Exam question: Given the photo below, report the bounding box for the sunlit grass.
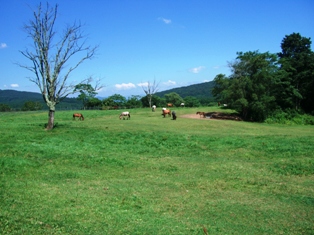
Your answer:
[0,108,313,234]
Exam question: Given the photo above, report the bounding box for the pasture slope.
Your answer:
[0,107,313,234]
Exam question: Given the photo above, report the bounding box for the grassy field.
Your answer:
[1,107,313,234]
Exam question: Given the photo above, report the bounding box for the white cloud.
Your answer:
[189,66,205,74]
[213,66,220,69]
[0,43,7,49]
[115,83,136,90]
[11,84,19,88]
[137,82,149,87]
[163,80,176,86]
[158,17,171,24]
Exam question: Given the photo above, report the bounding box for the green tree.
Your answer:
[212,74,231,104]
[214,51,278,121]
[126,95,142,108]
[17,3,97,129]
[140,95,164,107]
[0,103,11,112]
[22,101,43,111]
[278,33,314,112]
[74,83,97,109]
[86,97,102,109]
[164,92,184,107]
[103,94,126,107]
[184,96,201,107]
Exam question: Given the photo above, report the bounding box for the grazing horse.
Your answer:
[152,105,156,112]
[73,113,84,120]
[119,111,130,120]
[172,111,177,120]
[180,103,185,107]
[162,109,171,117]
[196,111,206,118]
[167,103,173,107]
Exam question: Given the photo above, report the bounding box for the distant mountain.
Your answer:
[0,81,215,110]
[155,81,215,99]
[0,89,82,110]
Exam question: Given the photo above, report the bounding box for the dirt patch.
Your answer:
[181,112,242,121]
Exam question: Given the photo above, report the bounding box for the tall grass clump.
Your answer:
[0,108,314,234]
[265,109,314,125]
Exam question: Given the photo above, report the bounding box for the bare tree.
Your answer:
[140,79,160,108]
[17,3,98,130]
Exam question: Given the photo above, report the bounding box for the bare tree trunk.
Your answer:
[148,95,152,108]
[47,110,55,130]
[17,3,98,130]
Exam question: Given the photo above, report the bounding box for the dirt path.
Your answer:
[180,112,242,121]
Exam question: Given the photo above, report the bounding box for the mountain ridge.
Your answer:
[0,81,215,109]
[155,81,214,98]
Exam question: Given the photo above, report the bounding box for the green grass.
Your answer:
[1,107,314,234]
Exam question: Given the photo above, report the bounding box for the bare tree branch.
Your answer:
[140,79,160,107]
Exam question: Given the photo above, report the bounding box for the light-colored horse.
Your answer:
[119,111,130,120]
[152,105,156,112]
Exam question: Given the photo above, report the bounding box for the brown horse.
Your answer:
[196,112,206,118]
[73,113,84,120]
[167,103,173,107]
[162,109,171,117]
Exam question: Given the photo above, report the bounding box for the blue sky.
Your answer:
[1,0,314,98]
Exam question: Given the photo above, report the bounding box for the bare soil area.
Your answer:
[181,112,242,121]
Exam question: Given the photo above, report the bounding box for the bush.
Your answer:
[265,109,314,125]
[0,103,11,112]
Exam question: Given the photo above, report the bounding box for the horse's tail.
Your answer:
[81,114,84,120]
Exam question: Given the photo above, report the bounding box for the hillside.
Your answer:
[155,81,215,98]
[0,81,215,110]
[0,89,82,110]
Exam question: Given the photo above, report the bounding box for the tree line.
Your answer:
[74,91,207,110]
[0,90,209,111]
[212,33,314,122]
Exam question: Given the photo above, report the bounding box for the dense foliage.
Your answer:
[74,84,98,109]
[277,33,314,112]
[22,101,43,111]
[212,33,314,122]
[0,103,11,111]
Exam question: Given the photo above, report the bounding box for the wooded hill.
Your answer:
[155,81,214,99]
[0,89,82,110]
[0,81,214,110]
